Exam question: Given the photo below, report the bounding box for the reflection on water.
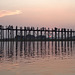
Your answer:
[0,41,75,75]
[0,41,75,61]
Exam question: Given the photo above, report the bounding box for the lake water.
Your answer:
[0,41,75,75]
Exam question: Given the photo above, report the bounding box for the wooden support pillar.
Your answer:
[20,27,22,41]
[28,28,30,35]
[41,29,42,40]
[52,28,53,40]
[12,26,14,41]
[48,28,49,40]
[6,26,7,40]
[0,27,2,40]
[58,29,60,40]
[67,29,69,40]
[11,26,13,40]
[55,27,57,40]
[0,26,1,40]
[1,26,2,40]
[61,28,63,40]
[70,29,72,40]
[24,27,26,41]
[1,27,3,40]
[73,31,74,37]
[64,28,66,40]
[26,28,27,41]
[37,27,39,40]
[9,27,11,40]
[8,26,9,41]
[74,31,75,36]
[44,28,46,40]
[2,26,4,40]
[13,29,15,41]
[16,26,18,41]
[10,26,12,40]
[29,29,31,40]
[33,27,35,40]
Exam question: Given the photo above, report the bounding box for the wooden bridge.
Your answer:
[0,25,75,41]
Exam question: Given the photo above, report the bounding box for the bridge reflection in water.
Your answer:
[0,41,75,61]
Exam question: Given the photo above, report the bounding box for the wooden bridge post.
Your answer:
[70,29,72,40]
[61,28,63,40]
[44,28,46,41]
[26,27,27,41]
[10,26,13,40]
[64,28,66,40]
[9,25,12,40]
[2,26,3,40]
[73,30,74,38]
[52,28,53,40]
[74,31,75,37]
[37,27,39,40]
[55,27,57,40]
[0,25,2,40]
[58,29,60,40]
[40,28,42,40]
[20,27,22,41]
[11,26,13,40]
[13,26,14,41]
[2,26,4,40]
[24,27,26,41]
[29,27,31,40]
[16,26,18,41]
[67,29,69,40]
[48,28,50,40]
[12,26,14,41]
[6,26,7,41]
[33,27,35,40]
[8,26,10,41]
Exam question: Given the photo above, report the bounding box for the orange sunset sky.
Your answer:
[0,0,75,28]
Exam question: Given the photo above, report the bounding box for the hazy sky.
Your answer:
[0,0,75,28]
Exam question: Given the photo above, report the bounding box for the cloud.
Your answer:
[0,10,22,17]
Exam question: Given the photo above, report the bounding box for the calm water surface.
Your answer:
[0,41,75,75]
